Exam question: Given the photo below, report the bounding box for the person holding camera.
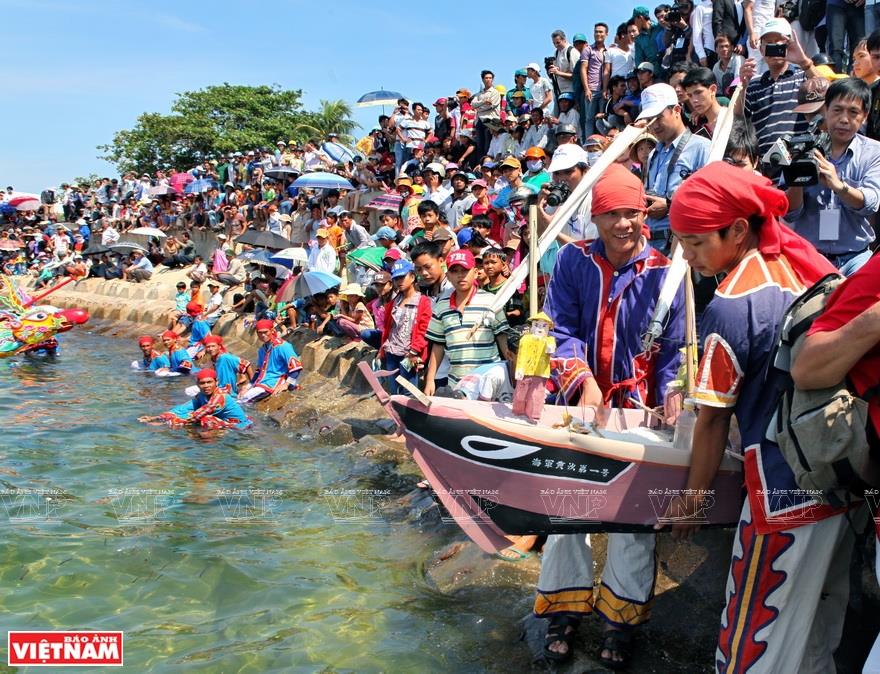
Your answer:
[785,78,880,276]
[661,2,694,69]
[548,30,580,102]
[734,18,820,168]
[534,144,595,244]
[637,83,711,254]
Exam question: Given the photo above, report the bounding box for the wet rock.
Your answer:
[313,417,354,447]
[424,540,540,595]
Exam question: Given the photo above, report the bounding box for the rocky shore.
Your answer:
[41,271,878,672]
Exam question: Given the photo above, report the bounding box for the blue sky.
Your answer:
[0,0,645,192]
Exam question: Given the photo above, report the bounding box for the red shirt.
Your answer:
[808,254,880,436]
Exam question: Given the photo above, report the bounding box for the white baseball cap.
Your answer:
[760,17,792,40]
[526,62,542,73]
[547,144,589,173]
[636,83,679,121]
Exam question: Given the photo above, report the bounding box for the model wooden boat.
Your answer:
[360,364,743,553]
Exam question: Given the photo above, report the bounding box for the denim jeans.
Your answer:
[867,2,880,36]
[383,352,420,396]
[826,2,865,72]
[393,142,406,173]
[830,247,873,277]
[583,90,602,138]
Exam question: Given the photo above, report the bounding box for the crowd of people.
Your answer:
[3,0,880,670]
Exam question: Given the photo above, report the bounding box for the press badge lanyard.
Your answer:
[820,153,847,241]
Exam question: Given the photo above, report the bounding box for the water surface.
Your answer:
[0,329,527,672]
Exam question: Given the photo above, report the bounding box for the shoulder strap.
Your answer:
[665,130,693,185]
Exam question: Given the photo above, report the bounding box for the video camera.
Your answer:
[667,3,689,24]
[760,116,831,186]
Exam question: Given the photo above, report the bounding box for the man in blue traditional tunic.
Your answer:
[154,330,193,376]
[132,335,169,371]
[535,163,685,668]
[139,368,252,430]
[200,335,253,396]
[185,301,212,358]
[239,318,302,403]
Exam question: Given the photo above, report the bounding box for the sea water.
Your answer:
[0,329,524,672]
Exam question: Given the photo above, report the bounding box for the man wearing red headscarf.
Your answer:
[153,329,193,376]
[140,368,252,430]
[663,161,846,674]
[239,319,302,403]
[536,162,686,667]
[200,335,253,396]
[132,335,169,371]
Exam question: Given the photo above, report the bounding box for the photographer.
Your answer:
[534,144,596,244]
[548,30,580,104]
[785,78,880,276]
[734,18,819,168]
[637,83,711,254]
[661,2,694,69]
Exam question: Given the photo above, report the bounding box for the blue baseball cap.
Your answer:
[372,226,398,241]
[457,227,474,247]
[391,259,414,278]
[558,92,575,101]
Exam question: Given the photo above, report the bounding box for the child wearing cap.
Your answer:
[330,283,375,339]
[424,249,511,395]
[379,260,433,395]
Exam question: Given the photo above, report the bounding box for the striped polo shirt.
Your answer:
[744,67,808,157]
[426,288,509,384]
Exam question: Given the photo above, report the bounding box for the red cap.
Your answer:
[195,368,217,381]
[161,330,178,340]
[434,97,447,106]
[138,336,154,346]
[186,301,203,316]
[446,249,475,271]
[255,319,275,331]
[383,248,403,262]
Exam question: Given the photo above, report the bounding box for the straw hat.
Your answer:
[629,132,658,164]
[340,282,364,298]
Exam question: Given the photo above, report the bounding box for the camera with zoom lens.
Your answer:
[760,116,831,186]
[545,182,572,207]
[544,56,556,74]
[667,3,688,24]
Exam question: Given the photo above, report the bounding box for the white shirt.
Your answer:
[605,44,634,79]
[308,241,338,274]
[557,109,581,131]
[529,77,553,110]
[521,123,550,152]
[691,0,715,60]
[101,227,119,246]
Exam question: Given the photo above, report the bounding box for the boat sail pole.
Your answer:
[528,204,539,317]
[641,85,744,354]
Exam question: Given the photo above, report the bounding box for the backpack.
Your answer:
[798,0,827,31]
[767,273,876,505]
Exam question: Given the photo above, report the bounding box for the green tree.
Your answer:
[293,99,360,145]
[98,84,310,175]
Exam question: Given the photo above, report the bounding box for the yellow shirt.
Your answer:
[515,334,556,379]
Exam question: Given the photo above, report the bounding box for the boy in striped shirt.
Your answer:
[424,250,511,396]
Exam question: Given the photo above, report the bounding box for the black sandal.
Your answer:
[598,628,634,671]
[543,614,580,663]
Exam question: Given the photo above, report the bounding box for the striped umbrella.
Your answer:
[322,141,357,164]
[8,195,41,211]
[365,193,403,211]
[291,172,354,191]
[357,89,404,108]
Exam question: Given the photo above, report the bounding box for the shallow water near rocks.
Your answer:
[0,329,528,672]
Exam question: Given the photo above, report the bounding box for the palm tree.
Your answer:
[294,99,360,145]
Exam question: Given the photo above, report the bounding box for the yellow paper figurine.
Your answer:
[512,312,556,421]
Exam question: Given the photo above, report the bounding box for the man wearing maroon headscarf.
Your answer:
[535,163,685,668]
[662,160,848,674]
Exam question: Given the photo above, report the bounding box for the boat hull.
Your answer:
[392,396,743,551]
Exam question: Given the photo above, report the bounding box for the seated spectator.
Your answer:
[329,283,375,339]
[123,250,153,283]
[682,67,723,138]
[712,32,743,93]
[215,248,246,288]
[186,254,208,283]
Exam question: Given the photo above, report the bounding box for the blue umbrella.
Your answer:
[292,172,354,191]
[184,178,216,194]
[292,270,342,298]
[357,89,404,108]
[322,141,357,164]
